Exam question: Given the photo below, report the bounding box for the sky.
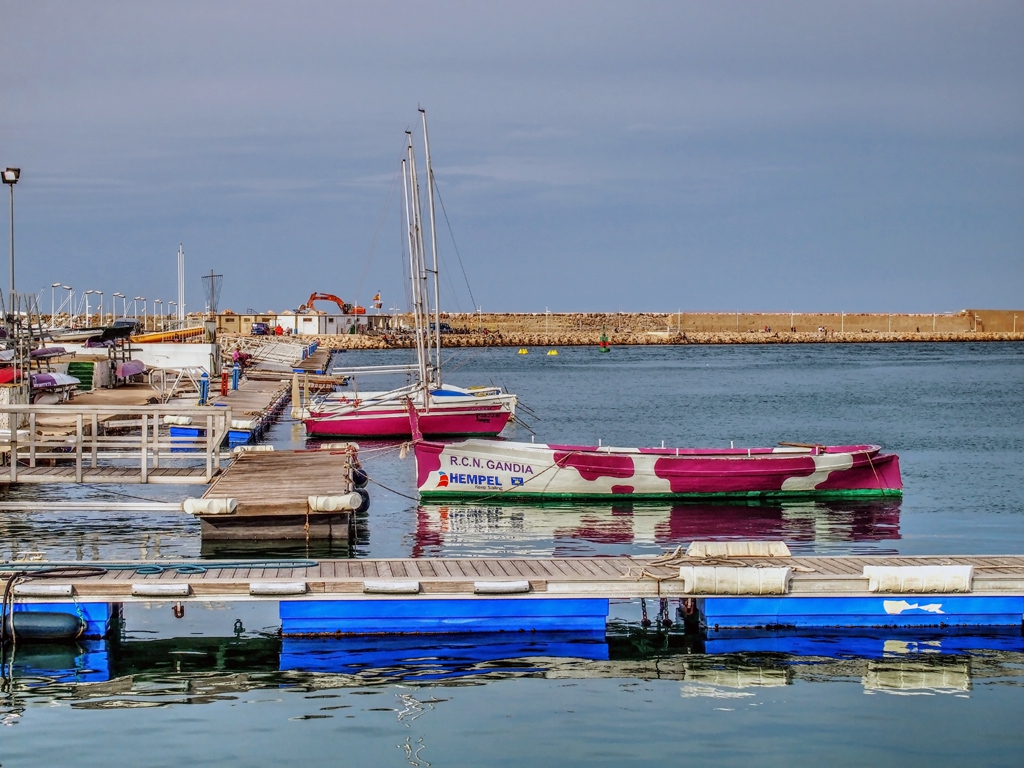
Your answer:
[2,1,1022,316]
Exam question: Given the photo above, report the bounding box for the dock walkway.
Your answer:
[13,553,1024,600]
[195,448,361,540]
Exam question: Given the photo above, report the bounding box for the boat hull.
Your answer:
[306,405,512,438]
[416,440,903,501]
[305,389,516,439]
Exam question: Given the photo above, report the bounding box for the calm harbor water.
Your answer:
[2,342,1023,766]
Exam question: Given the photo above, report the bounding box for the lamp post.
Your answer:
[113,292,125,318]
[168,301,177,329]
[154,299,162,331]
[51,282,61,327]
[2,167,20,304]
[94,290,103,324]
[135,297,146,331]
[84,290,96,325]
[63,285,73,326]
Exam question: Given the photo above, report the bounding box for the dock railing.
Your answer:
[0,404,232,484]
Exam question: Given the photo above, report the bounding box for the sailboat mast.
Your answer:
[408,132,435,389]
[403,146,428,392]
[419,108,443,382]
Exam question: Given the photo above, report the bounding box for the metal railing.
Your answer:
[0,404,232,484]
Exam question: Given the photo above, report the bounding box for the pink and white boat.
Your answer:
[415,439,902,501]
[305,384,516,438]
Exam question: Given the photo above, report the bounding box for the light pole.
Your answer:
[168,301,177,328]
[63,285,73,326]
[94,290,103,323]
[135,297,146,330]
[84,290,96,325]
[51,282,61,326]
[154,299,162,330]
[113,292,125,318]
[2,167,20,304]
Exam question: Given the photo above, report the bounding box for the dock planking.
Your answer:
[196,448,360,540]
[292,347,332,375]
[9,554,1024,602]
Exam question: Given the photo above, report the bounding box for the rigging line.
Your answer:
[78,484,176,504]
[355,160,403,306]
[365,474,420,502]
[431,176,477,312]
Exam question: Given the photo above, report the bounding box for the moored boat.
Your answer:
[302,110,518,440]
[415,439,902,501]
[306,384,516,438]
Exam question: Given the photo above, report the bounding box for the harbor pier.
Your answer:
[4,547,1024,638]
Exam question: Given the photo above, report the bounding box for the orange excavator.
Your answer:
[299,292,366,315]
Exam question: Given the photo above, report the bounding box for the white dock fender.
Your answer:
[249,582,308,596]
[232,445,275,454]
[307,494,362,512]
[679,566,792,595]
[231,419,255,431]
[13,583,74,598]
[182,497,238,516]
[474,580,531,594]
[132,583,192,597]
[863,565,973,593]
[163,415,194,426]
[318,442,360,451]
[363,580,421,594]
[686,541,791,558]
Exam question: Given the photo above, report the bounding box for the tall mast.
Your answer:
[419,108,443,383]
[403,145,428,391]
[407,130,434,388]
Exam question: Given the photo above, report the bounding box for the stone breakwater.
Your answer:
[223,329,1024,351]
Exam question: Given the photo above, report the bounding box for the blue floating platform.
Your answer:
[281,598,610,635]
[701,595,1024,630]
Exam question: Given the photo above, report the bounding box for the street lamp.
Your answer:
[135,297,146,330]
[94,290,103,323]
[154,299,162,331]
[84,290,96,325]
[62,285,73,326]
[2,167,20,303]
[51,282,62,327]
[113,292,126,318]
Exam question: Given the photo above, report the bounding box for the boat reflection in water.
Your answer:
[412,499,902,558]
[2,626,1021,721]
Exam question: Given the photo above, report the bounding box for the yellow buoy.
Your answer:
[547,349,558,356]
[517,348,529,355]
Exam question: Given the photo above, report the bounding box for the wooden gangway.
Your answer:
[0,403,232,484]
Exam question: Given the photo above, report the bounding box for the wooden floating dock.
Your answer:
[195,448,362,540]
[291,345,332,376]
[7,551,1024,635]
[207,377,290,445]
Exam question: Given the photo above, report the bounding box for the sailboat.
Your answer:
[303,111,517,439]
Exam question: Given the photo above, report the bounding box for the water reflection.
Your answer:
[412,499,902,557]
[2,626,1020,723]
